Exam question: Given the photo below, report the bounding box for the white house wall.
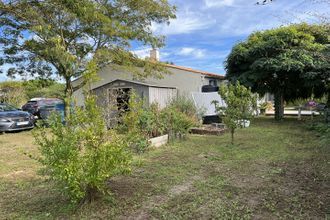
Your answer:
[192,92,226,116]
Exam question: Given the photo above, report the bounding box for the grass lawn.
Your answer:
[0,117,329,219]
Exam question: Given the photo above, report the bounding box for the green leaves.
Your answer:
[118,93,198,153]
[33,95,132,204]
[226,23,330,119]
[215,82,257,144]
[0,0,176,103]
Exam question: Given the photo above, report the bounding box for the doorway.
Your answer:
[109,88,132,114]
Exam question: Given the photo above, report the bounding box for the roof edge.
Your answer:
[93,79,177,90]
[164,64,225,79]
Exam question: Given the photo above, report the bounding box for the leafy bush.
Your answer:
[34,95,131,204]
[23,79,65,99]
[0,81,27,107]
[168,95,205,121]
[126,132,150,154]
[162,106,198,140]
[117,93,151,153]
[0,79,65,107]
[118,93,198,152]
[167,95,196,117]
[139,103,167,138]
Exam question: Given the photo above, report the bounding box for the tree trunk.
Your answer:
[231,128,234,145]
[326,89,330,123]
[64,78,73,119]
[85,185,98,203]
[274,90,284,121]
[327,88,330,108]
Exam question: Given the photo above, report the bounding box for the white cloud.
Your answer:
[131,47,151,59]
[160,51,171,59]
[204,0,235,8]
[177,47,206,59]
[131,47,171,61]
[202,2,284,37]
[151,9,216,35]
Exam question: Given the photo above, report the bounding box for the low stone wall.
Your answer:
[149,134,169,148]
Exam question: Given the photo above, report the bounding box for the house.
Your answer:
[72,49,225,111]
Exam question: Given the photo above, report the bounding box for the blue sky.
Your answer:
[0,0,328,81]
[132,0,329,76]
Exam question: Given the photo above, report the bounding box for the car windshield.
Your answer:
[26,101,37,105]
[0,103,18,112]
[39,99,63,106]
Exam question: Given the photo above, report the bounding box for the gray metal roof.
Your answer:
[103,79,177,89]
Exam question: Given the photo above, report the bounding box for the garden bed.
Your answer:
[190,124,226,136]
[148,134,169,148]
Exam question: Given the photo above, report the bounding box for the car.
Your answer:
[316,103,327,111]
[22,98,63,118]
[39,101,65,121]
[0,103,35,132]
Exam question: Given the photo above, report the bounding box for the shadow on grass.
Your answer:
[0,178,71,219]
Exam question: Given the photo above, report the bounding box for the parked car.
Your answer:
[22,98,63,119]
[0,103,35,132]
[39,101,65,121]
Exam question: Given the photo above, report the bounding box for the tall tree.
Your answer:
[0,0,176,115]
[225,23,329,120]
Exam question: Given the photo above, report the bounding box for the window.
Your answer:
[209,79,217,87]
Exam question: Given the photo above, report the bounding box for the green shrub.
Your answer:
[117,92,151,153]
[165,95,200,139]
[0,79,65,107]
[0,81,28,107]
[139,103,166,138]
[168,95,206,121]
[23,79,65,99]
[167,95,197,117]
[34,95,131,204]
[118,93,198,152]
[126,132,150,154]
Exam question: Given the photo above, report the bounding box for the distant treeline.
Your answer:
[0,79,65,107]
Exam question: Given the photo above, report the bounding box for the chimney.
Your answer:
[150,48,160,62]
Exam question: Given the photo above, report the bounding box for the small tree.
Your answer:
[214,82,256,145]
[34,94,131,204]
